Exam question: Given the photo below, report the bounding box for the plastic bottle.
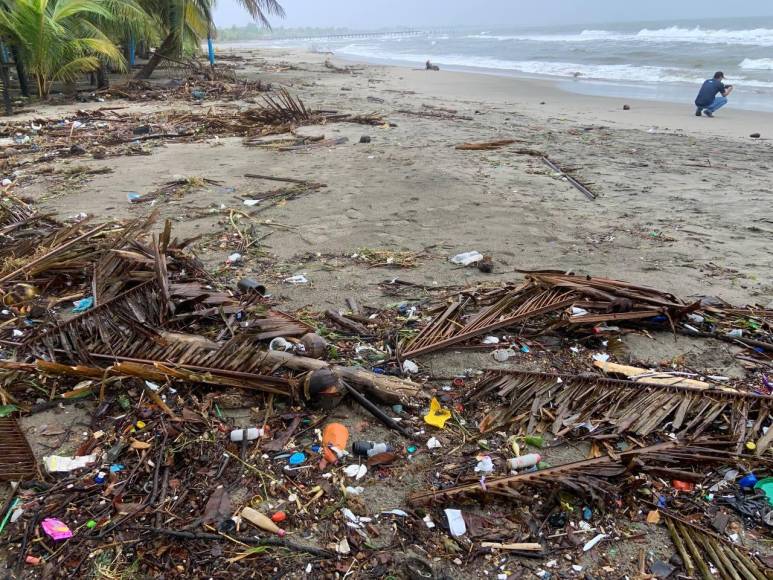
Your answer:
[230,428,264,442]
[507,453,542,470]
[321,423,349,464]
[241,507,285,537]
[450,251,483,266]
[352,441,393,458]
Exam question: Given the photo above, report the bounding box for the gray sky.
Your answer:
[214,0,773,29]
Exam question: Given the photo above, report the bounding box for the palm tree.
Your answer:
[0,0,127,98]
[135,0,284,80]
[85,0,155,88]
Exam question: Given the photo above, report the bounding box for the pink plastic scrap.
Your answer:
[41,518,73,541]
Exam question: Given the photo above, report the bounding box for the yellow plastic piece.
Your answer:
[424,398,452,429]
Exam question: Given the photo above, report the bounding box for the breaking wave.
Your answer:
[466,26,773,46]
[335,44,773,88]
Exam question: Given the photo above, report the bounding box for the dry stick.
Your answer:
[679,327,773,353]
[341,380,412,438]
[144,528,332,557]
[542,156,598,200]
[325,309,371,335]
[244,173,313,185]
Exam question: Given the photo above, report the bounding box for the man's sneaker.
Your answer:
[695,107,703,116]
[703,110,714,118]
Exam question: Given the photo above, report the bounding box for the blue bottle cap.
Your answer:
[289,452,306,466]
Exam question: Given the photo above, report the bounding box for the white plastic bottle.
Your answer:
[507,453,542,470]
[230,428,264,442]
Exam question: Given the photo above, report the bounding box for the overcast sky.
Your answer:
[214,0,773,29]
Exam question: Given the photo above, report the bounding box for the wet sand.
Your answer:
[19,46,773,313]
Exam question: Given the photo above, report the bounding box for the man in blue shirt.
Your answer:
[695,72,734,118]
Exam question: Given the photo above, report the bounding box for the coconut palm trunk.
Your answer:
[10,45,28,97]
[96,59,109,88]
[134,30,174,79]
[0,56,12,115]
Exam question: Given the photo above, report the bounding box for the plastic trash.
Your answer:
[444,509,467,537]
[424,398,452,429]
[523,435,544,448]
[322,423,349,464]
[507,453,542,471]
[739,473,758,489]
[754,477,773,506]
[284,274,309,285]
[343,464,367,480]
[341,507,371,529]
[288,452,306,466]
[72,296,94,313]
[236,278,266,296]
[241,506,285,537]
[226,253,243,265]
[450,251,483,266]
[492,348,516,362]
[243,199,260,206]
[229,428,264,442]
[427,437,442,449]
[44,454,98,473]
[126,192,143,202]
[726,329,743,338]
[41,518,73,541]
[352,441,393,457]
[271,511,287,523]
[583,533,608,552]
[475,456,494,473]
[402,359,419,374]
[269,337,295,352]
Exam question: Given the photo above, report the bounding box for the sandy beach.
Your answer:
[3,45,772,577]
[20,46,773,313]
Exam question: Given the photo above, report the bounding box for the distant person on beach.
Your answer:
[426,60,439,71]
[695,72,733,117]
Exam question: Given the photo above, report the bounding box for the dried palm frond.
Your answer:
[402,271,697,358]
[407,440,755,507]
[470,370,772,452]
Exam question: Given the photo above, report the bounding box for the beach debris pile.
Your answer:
[0,190,771,578]
[0,85,389,194]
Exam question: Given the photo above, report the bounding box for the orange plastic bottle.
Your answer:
[321,423,349,464]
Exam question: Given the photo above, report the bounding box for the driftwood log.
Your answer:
[258,350,425,403]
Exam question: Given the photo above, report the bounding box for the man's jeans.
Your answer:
[702,96,728,113]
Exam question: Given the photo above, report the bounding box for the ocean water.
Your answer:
[239,17,773,112]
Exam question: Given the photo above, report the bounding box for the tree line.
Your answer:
[0,0,284,98]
